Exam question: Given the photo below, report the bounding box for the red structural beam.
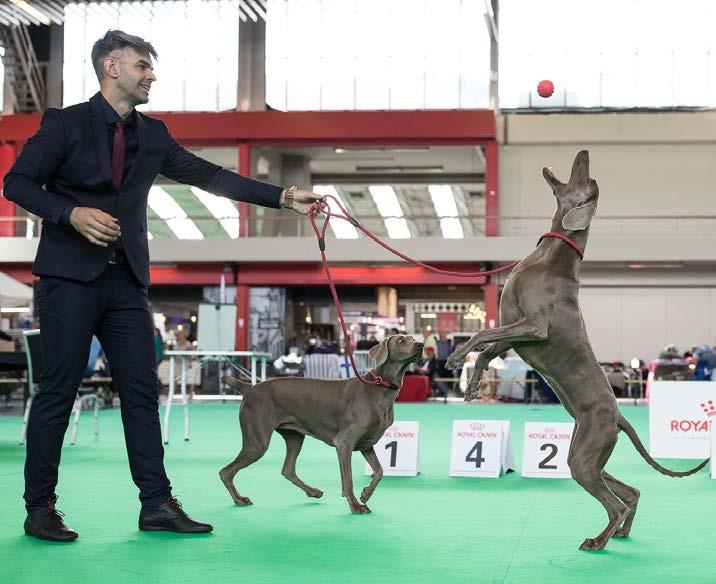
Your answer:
[235,264,487,286]
[0,262,490,286]
[0,110,496,146]
[0,144,17,237]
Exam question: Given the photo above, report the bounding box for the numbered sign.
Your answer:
[449,420,514,478]
[711,422,716,480]
[365,421,420,477]
[521,422,574,478]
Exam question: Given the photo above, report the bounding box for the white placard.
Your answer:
[649,381,716,459]
[521,422,574,478]
[449,420,514,478]
[365,421,420,477]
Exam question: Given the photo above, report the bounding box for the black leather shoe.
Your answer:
[24,496,78,542]
[139,497,212,533]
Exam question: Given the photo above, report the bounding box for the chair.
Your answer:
[302,353,342,379]
[21,330,100,446]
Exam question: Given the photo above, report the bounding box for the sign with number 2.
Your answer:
[521,422,574,478]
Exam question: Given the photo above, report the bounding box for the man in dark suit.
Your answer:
[4,30,320,542]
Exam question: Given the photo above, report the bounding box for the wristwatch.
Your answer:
[281,185,297,209]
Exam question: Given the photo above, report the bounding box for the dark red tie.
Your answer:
[112,120,125,190]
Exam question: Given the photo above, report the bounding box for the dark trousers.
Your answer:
[24,263,171,511]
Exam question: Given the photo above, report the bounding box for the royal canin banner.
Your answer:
[649,381,716,459]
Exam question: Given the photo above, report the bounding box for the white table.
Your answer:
[162,350,270,444]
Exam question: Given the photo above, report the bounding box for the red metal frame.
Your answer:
[485,140,499,237]
[483,282,499,329]
[0,144,17,237]
[235,285,249,352]
[0,110,495,146]
[0,109,500,348]
[237,144,251,237]
[235,263,486,286]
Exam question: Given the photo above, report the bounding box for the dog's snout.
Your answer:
[415,342,424,350]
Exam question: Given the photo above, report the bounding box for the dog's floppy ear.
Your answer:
[562,200,597,231]
[368,336,392,368]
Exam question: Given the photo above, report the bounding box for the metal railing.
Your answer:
[2,214,716,239]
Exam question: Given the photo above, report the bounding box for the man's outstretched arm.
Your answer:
[160,133,321,214]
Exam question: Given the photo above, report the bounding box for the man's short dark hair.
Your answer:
[91,30,158,82]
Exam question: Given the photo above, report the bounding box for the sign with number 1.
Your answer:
[449,420,514,478]
[365,421,420,477]
[521,422,574,478]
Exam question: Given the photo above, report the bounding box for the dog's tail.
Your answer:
[618,415,709,477]
[222,375,252,394]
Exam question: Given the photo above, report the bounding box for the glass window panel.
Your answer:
[501,0,716,108]
[63,0,238,111]
[266,0,489,111]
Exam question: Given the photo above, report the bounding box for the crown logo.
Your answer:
[470,422,485,431]
[545,427,555,433]
[700,400,716,417]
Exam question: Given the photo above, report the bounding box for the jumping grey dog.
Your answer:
[446,150,708,551]
[221,335,423,514]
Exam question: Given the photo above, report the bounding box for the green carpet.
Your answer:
[1,403,714,584]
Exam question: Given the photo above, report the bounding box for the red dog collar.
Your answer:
[365,369,400,390]
[538,231,584,260]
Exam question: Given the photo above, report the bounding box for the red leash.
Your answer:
[307,196,585,384]
[307,196,520,385]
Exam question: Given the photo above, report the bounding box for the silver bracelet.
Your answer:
[281,185,297,209]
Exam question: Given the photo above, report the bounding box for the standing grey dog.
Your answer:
[221,335,423,514]
[446,150,708,551]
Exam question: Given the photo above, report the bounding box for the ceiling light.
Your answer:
[429,185,463,239]
[313,185,359,239]
[439,217,464,239]
[357,166,443,173]
[148,186,204,240]
[429,185,459,216]
[191,187,240,239]
[369,185,411,239]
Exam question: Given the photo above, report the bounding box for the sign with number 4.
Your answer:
[365,421,420,477]
[521,422,574,478]
[449,420,514,478]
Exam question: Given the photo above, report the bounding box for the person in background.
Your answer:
[415,346,446,397]
[174,329,192,351]
[153,327,165,365]
[422,327,438,357]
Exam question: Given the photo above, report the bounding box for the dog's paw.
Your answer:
[359,488,373,503]
[579,537,606,551]
[351,504,371,514]
[234,496,253,506]
[306,488,323,499]
[611,528,630,539]
[445,355,464,371]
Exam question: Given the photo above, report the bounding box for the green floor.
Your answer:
[1,402,714,584]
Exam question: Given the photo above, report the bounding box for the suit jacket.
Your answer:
[4,93,282,286]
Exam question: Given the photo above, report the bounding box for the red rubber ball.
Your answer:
[537,80,554,98]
